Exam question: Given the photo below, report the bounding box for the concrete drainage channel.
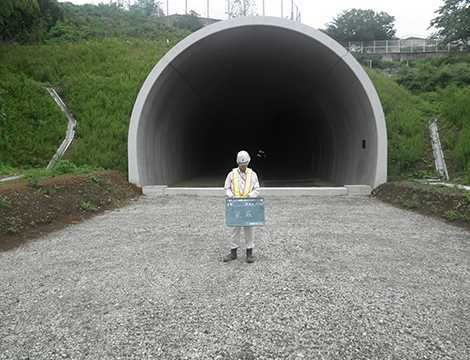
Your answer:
[0,88,76,184]
[45,88,77,169]
[429,117,449,181]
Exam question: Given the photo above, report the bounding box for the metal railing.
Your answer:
[342,39,469,54]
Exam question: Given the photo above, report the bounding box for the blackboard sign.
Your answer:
[226,197,265,227]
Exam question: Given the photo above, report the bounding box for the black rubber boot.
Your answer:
[246,248,254,263]
[223,248,237,262]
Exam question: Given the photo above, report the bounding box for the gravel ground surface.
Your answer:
[1,195,469,359]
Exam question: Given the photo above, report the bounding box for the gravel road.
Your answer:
[1,195,469,359]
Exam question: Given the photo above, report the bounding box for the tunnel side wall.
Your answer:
[314,53,387,187]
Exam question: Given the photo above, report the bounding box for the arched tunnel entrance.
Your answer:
[128,17,387,189]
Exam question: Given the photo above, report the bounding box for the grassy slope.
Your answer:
[0,68,68,168]
[0,38,176,174]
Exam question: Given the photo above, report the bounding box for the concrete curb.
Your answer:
[142,185,371,196]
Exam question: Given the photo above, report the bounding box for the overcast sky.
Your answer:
[58,0,445,38]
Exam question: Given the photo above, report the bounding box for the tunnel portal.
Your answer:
[128,17,387,189]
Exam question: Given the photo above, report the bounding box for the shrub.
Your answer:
[456,127,470,171]
[367,69,430,178]
[50,159,79,175]
[27,174,42,188]
[440,85,470,128]
[0,69,67,168]
[0,162,15,176]
[0,197,9,208]
[445,210,459,221]
[4,216,22,234]
[80,202,98,212]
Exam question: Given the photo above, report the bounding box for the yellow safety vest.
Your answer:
[232,168,253,198]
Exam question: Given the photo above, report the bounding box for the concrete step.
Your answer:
[142,185,371,196]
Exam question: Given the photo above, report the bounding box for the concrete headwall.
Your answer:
[128,17,387,189]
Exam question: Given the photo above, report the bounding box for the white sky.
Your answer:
[58,0,445,38]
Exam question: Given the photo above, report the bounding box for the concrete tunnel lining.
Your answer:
[128,16,387,189]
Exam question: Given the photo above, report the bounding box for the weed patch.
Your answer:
[4,216,22,234]
[373,181,470,230]
[79,202,98,212]
[0,171,141,251]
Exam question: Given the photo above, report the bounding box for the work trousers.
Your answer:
[230,226,255,250]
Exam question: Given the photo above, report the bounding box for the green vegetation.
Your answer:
[20,160,104,182]
[402,194,421,209]
[4,216,22,234]
[391,56,470,183]
[0,197,8,208]
[395,57,470,93]
[374,180,470,226]
[0,69,68,168]
[0,38,175,174]
[430,0,470,45]
[79,201,98,212]
[322,9,397,42]
[366,68,433,179]
[171,10,205,32]
[1,1,193,175]
[26,173,42,188]
[1,1,189,44]
[0,163,15,176]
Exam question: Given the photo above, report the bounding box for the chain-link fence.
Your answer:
[162,0,300,22]
[342,39,469,54]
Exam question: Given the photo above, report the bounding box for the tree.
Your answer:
[0,0,38,41]
[172,10,204,32]
[130,0,164,18]
[0,0,63,43]
[430,0,470,45]
[322,9,397,43]
[0,0,39,20]
[229,0,257,18]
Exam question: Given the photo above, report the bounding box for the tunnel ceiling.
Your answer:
[128,17,387,189]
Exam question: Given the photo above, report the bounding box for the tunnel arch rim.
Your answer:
[128,16,387,189]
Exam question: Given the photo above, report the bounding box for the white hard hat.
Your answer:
[236,150,251,165]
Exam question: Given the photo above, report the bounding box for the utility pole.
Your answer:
[281,0,283,18]
[263,0,265,16]
[208,0,210,18]
[167,0,169,16]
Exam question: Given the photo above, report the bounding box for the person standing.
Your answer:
[223,150,260,263]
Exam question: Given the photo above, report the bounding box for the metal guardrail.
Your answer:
[342,39,469,54]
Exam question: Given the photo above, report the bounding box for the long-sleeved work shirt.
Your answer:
[224,167,260,198]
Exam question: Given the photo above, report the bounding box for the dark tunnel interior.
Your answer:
[196,85,325,183]
[166,25,335,185]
